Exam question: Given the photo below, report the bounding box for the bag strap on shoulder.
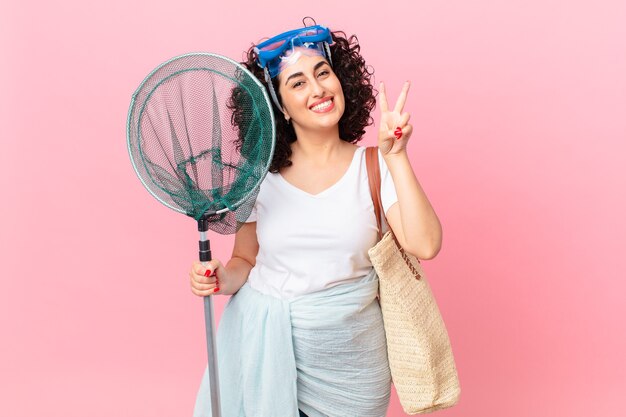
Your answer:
[365,146,421,267]
[365,146,383,241]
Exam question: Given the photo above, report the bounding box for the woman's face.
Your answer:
[276,48,345,133]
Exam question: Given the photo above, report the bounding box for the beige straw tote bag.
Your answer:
[365,147,460,414]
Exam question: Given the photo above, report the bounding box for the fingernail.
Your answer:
[214,287,219,292]
[394,127,402,140]
[204,269,212,277]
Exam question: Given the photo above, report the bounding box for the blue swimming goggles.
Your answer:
[254,24,334,109]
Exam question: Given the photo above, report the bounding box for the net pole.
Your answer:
[199,217,222,417]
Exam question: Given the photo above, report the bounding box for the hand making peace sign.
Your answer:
[378,81,413,155]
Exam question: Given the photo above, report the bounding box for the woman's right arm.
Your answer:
[189,221,259,296]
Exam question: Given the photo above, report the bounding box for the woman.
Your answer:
[190,22,442,417]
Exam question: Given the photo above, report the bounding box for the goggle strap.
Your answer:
[264,67,283,110]
[323,41,333,67]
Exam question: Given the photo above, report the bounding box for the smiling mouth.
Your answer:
[310,98,334,113]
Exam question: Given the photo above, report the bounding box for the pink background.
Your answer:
[1,1,625,416]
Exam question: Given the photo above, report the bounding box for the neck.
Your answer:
[291,124,344,163]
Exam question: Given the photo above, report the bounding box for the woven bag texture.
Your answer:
[368,231,461,414]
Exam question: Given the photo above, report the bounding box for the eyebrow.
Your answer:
[284,61,329,86]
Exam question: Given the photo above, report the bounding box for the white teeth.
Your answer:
[311,100,332,112]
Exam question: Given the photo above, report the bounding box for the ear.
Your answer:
[283,108,291,122]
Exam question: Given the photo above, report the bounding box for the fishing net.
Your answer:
[126,52,275,417]
[127,53,275,233]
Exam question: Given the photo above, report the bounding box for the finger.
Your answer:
[190,277,218,296]
[391,114,410,138]
[399,124,413,140]
[398,112,410,127]
[191,280,218,291]
[190,270,219,285]
[384,129,399,141]
[379,116,390,131]
[379,82,389,113]
[193,263,211,276]
[390,124,412,141]
[196,259,221,277]
[192,261,205,275]
[190,272,219,289]
[393,81,411,114]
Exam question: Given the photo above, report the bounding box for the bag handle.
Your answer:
[365,146,423,275]
[365,147,384,241]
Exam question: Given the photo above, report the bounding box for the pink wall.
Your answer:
[1,1,625,416]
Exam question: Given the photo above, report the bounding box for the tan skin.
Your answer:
[190,51,442,297]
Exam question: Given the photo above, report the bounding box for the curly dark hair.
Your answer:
[228,30,376,173]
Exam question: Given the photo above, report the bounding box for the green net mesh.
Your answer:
[127,53,275,234]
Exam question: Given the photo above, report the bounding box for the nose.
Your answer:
[310,77,325,97]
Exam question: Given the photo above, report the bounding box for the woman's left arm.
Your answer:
[377,81,442,260]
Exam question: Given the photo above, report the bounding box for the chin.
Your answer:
[314,117,342,130]
[318,109,344,128]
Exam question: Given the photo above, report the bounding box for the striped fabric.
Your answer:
[193,269,391,417]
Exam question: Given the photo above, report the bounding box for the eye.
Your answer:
[318,70,329,77]
[292,80,305,88]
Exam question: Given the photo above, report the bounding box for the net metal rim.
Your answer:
[126,52,276,217]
